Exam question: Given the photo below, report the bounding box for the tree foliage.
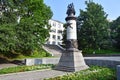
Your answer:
[0,0,18,55]
[0,0,53,56]
[15,0,53,54]
[62,24,67,47]
[110,16,120,50]
[77,1,111,50]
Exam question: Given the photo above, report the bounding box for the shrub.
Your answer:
[31,48,52,58]
[45,66,116,80]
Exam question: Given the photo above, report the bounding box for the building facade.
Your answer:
[47,19,64,45]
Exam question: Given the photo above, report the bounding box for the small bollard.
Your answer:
[117,65,120,80]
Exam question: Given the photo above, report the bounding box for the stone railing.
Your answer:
[24,57,120,69]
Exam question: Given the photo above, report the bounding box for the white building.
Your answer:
[47,19,64,45]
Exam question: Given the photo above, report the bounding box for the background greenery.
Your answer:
[77,1,111,50]
[0,0,53,59]
[62,1,120,54]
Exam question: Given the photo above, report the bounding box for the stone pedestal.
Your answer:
[55,50,89,72]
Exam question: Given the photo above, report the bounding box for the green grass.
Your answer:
[45,66,116,80]
[0,64,54,75]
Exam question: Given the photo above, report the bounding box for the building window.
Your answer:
[58,23,61,28]
[53,22,56,27]
[52,41,56,44]
[57,36,61,40]
[52,35,56,39]
[58,30,62,34]
[50,29,56,33]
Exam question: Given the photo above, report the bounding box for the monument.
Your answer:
[55,3,89,72]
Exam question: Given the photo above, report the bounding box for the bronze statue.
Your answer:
[66,3,75,16]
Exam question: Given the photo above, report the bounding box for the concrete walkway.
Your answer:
[0,69,69,80]
[0,63,17,69]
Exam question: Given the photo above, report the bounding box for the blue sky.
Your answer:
[44,0,120,23]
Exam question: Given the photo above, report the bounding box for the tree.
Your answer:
[0,0,53,56]
[0,0,18,56]
[15,0,53,55]
[0,1,17,25]
[110,16,120,50]
[62,24,67,48]
[77,1,111,50]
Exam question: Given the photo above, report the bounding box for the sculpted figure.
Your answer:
[66,3,76,16]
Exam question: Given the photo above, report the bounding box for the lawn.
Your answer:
[45,66,116,80]
[0,64,54,75]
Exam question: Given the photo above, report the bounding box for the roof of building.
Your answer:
[50,19,64,24]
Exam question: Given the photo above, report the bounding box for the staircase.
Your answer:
[43,44,65,57]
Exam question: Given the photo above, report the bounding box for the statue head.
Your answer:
[66,3,76,16]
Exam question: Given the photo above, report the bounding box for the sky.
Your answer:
[44,0,120,23]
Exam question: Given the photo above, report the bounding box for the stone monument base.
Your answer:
[55,50,89,72]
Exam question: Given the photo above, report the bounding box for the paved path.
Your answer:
[0,69,69,80]
[0,63,17,69]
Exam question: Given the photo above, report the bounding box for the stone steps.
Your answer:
[43,44,65,57]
